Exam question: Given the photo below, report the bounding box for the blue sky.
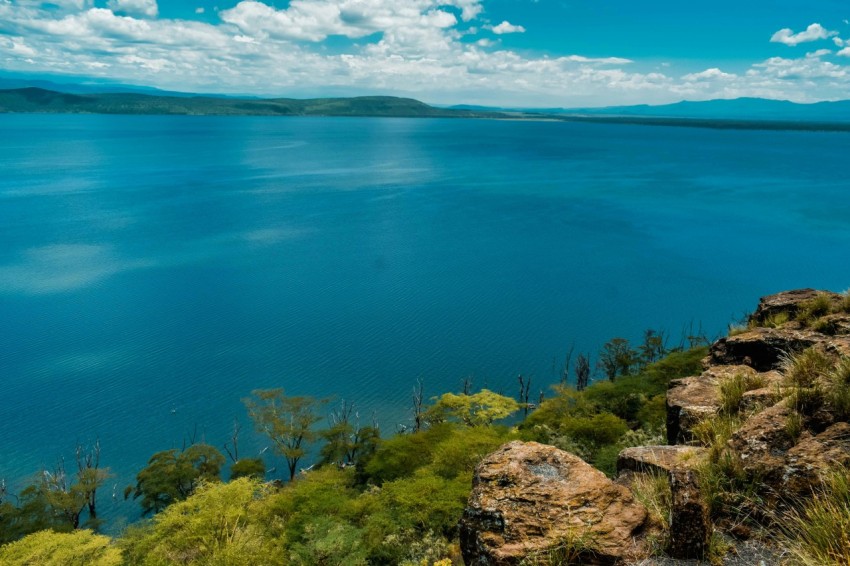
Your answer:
[1,0,850,106]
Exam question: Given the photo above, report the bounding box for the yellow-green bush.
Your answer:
[0,529,121,566]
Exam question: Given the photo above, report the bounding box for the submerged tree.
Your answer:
[244,388,326,481]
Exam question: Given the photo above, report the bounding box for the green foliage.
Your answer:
[598,337,637,381]
[429,426,515,479]
[376,470,470,537]
[0,529,121,566]
[425,389,520,427]
[132,444,225,515]
[229,458,266,480]
[361,424,455,485]
[244,388,326,481]
[785,468,850,566]
[288,517,368,566]
[122,478,284,565]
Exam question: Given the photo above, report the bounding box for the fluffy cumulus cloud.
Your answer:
[771,23,837,46]
[490,21,525,34]
[1,2,850,106]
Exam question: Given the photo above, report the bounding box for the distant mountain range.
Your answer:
[2,81,850,130]
[453,97,850,123]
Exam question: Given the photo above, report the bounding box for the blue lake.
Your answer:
[1,114,849,526]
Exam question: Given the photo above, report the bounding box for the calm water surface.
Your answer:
[1,115,849,525]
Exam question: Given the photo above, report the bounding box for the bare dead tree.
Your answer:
[223,420,242,463]
[412,378,425,433]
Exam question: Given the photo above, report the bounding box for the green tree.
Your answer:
[598,338,637,381]
[319,400,380,468]
[244,389,326,481]
[131,443,225,515]
[424,389,520,427]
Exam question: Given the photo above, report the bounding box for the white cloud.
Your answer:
[1,1,850,107]
[770,23,837,46]
[490,21,525,35]
[839,47,850,57]
[107,0,158,18]
[682,68,736,81]
[806,48,832,58]
[195,7,204,14]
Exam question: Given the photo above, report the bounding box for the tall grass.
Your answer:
[785,469,850,565]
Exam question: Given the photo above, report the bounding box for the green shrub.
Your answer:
[0,530,121,566]
[429,426,514,479]
[121,478,283,566]
[361,424,454,485]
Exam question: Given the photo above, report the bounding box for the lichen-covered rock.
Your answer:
[782,422,850,496]
[459,441,649,565]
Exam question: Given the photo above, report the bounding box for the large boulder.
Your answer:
[459,441,649,565]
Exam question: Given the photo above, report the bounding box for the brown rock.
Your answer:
[459,441,649,565]
[750,289,824,325]
[710,328,820,371]
[782,422,850,496]
[728,401,795,488]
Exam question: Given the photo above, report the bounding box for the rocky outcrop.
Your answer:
[459,441,649,565]
[749,288,824,325]
[462,289,850,565]
[709,328,820,371]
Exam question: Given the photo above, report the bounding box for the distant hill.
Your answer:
[548,97,850,123]
[0,88,497,118]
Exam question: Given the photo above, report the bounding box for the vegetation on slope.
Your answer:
[0,329,706,564]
